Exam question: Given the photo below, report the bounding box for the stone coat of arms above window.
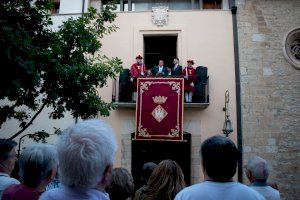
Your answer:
[152,6,169,27]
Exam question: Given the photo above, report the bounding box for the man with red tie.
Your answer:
[182,60,196,103]
[130,55,147,102]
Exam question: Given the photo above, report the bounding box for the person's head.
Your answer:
[0,139,18,175]
[187,60,194,66]
[136,55,143,64]
[106,168,135,200]
[158,60,164,66]
[145,159,185,200]
[141,162,157,185]
[201,135,239,182]
[57,119,117,190]
[19,144,58,189]
[173,58,179,64]
[245,156,270,183]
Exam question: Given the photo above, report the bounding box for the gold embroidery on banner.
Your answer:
[152,96,168,104]
[169,82,181,93]
[151,105,168,123]
[137,79,183,139]
[152,95,168,122]
[140,81,152,93]
[138,125,150,137]
[168,125,179,137]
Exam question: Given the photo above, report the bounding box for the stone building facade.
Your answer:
[1,0,299,199]
[236,0,300,199]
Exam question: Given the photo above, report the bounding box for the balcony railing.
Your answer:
[112,73,209,109]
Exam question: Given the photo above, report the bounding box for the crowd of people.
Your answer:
[130,55,198,103]
[0,119,280,200]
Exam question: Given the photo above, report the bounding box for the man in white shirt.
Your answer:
[175,135,265,200]
[245,156,280,200]
[152,60,169,76]
[0,139,20,198]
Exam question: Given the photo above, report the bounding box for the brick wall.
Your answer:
[236,0,300,199]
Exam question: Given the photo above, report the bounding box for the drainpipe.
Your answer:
[230,0,243,183]
[82,0,86,16]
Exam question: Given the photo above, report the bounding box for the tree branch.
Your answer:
[9,102,47,140]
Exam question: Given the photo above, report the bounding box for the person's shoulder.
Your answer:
[7,177,20,185]
[174,183,203,199]
[266,186,280,199]
[0,176,20,189]
[0,175,19,182]
[39,188,61,200]
[251,185,280,199]
[268,186,280,196]
[2,184,20,197]
[233,182,266,200]
[3,183,21,191]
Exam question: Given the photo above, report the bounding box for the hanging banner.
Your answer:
[135,78,184,141]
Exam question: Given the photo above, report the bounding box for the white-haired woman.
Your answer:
[39,119,117,200]
[2,144,58,200]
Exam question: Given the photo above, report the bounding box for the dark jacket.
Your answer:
[152,66,169,76]
[171,64,182,76]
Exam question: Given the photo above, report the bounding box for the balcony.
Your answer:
[112,71,209,109]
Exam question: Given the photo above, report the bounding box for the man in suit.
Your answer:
[171,58,182,76]
[152,60,169,76]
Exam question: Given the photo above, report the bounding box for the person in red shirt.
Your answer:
[130,55,147,102]
[2,144,58,200]
[182,60,196,102]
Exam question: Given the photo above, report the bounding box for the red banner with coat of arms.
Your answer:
[135,78,184,141]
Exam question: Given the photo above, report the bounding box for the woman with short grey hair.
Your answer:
[2,144,58,200]
[40,119,118,200]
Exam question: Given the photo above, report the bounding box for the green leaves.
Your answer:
[28,130,50,143]
[1,0,123,139]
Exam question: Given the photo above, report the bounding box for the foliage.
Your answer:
[0,0,122,140]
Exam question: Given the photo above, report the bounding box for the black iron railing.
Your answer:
[112,73,209,106]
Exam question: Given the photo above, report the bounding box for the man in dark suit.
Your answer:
[171,58,182,76]
[152,60,169,76]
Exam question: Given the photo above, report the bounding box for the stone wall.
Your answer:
[236,0,300,199]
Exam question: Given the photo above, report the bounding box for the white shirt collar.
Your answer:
[0,172,9,177]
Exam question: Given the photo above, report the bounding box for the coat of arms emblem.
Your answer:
[151,6,169,27]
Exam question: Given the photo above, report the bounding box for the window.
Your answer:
[132,0,151,11]
[283,27,300,69]
[51,0,60,14]
[101,0,226,11]
[132,0,193,11]
[203,0,222,9]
